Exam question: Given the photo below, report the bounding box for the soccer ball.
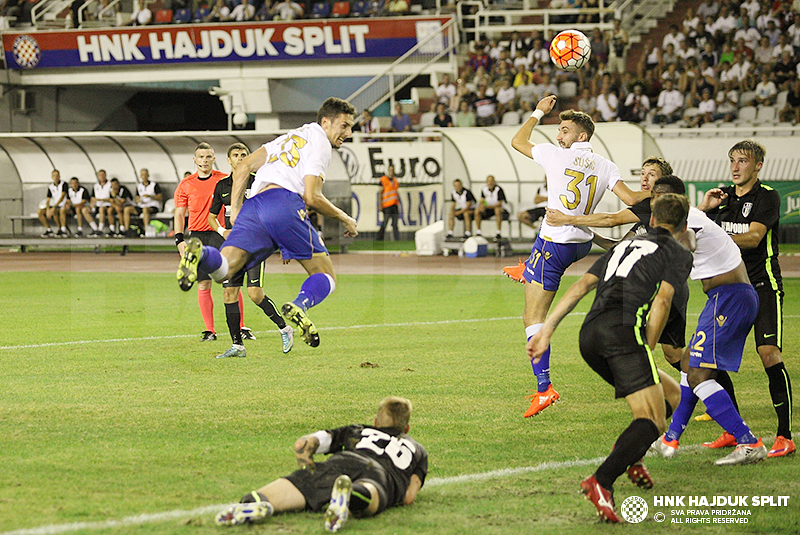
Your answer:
[549,30,591,71]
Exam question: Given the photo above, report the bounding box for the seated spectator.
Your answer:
[109,178,133,237]
[435,73,457,109]
[516,75,537,107]
[682,6,700,34]
[577,87,597,116]
[469,47,491,75]
[661,43,678,67]
[418,102,437,129]
[607,18,628,77]
[740,0,759,19]
[718,42,734,65]
[355,109,380,134]
[754,71,778,106]
[270,0,303,20]
[512,64,533,89]
[653,79,684,124]
[508,31,530,59]
[764,19,781,47]
[732,37,754,62]
[454,99,476,127]
[534,72,558,104]
[433,102,453,127]
[696,0,718,21]
[63,177,98,237]
[389,102,412,132]
[773,51,797,89]
[123,168,163,237]
[712,4,737,38]
[471,66,492,91]
[700,40,718,67]
[229,0,254,20]
[490,51,513,83]
[639,38,661,78]
[445,179,475,241]
[495,77,516,108]
[662,24,684,52]
[386,0,408,14]
[622,83,650,123]
[128,0,152,25]
[686,87,715,126]
[779,78,800,123]
[727,51,753,90]
[772,33,793,62]
[661,62,680,84]
[755,4,776,32]
[595,78,619,122]
[474,175,509,242]
[676,39,698,62]
[512,49,531,71]
[38,170,68,238]
[734,15,760,50]
[473,84,498,126]
[788,12,800,51]
[203,0,229,21]
[715,79,739,122]
[753,36,773,66]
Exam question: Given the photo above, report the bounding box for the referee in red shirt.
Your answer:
[174,142,228,341]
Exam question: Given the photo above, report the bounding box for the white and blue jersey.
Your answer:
[224,122,333,268]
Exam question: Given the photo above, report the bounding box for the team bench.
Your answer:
[0,236,174,255]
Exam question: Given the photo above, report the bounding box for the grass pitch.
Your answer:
[0,266,798,534]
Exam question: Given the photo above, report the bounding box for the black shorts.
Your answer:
[284,451,390,513]
[579,315,661,398]
[223,262,263,288]
[524,207,546,222]
[659,280,689,348]
[478,208,510,221]
[132,206,158,216]
[188,230,225,282]
[754,285,783,350]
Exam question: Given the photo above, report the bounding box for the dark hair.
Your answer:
[227,142,249,158]
[559,109,595,140]
[642,157,673,178]
[653,174,686,195]
[652,193,689,231]
[317,97,356,124]
[728,139,766,164]
[110,178,120,184]
[195,142,214,153]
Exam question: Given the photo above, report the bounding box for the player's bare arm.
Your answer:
[403,474,423,506]
[592,232,619,250]
[303,175,358,237]
[612,180,650,206]
[293,434,320,471]
[731,221,768,249]
[173,205,188,255]
[527,271,599,362]
[645,281,675,350]
[230,147,268,224]
[546,207,637,228]
[511,95,557,157]
[697,187,727,211]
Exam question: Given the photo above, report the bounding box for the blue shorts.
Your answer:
[521,236,593,291]
[689,283,758,372]
[223,188,328,272]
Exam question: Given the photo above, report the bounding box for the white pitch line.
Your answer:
[0,456,605,535]
[3,312,799,351]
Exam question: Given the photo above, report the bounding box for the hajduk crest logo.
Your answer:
[13,35,41,68]
[620,496,648,523]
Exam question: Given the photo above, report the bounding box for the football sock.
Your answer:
[198,288,214,332]
[596,418,659,491]
[715,370,739,413]
[349,483,372,514]
[694,379,758,445]
[526,323,551,391]
[240,491,269,504]
[225,302,243,346]
[293,273,336,310]
[257,295,287,329]
[238,292,245,329]
[665,372,697,442]
[765,362,793,439]
[89,221,98,231]
[199,246,229,282]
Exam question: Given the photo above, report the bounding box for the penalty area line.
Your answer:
[0,456,606,535]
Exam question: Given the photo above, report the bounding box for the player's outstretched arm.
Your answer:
[304,175,358,237]
[527,271,598,363]
[646,281,675,350]
[403,474,423,506]
[696,188,727,212]
[546,207,637,228]
[612,181,650,206]
[511,95,557,158]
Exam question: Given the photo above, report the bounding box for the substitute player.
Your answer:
[177,97,358,348]
[174,142,228,342]
[214,396,427,532]
[508,95,650,418]
[208,143,294,358]
[650,176,767,466]
[528,194,693,523]
[699,140,794,457]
